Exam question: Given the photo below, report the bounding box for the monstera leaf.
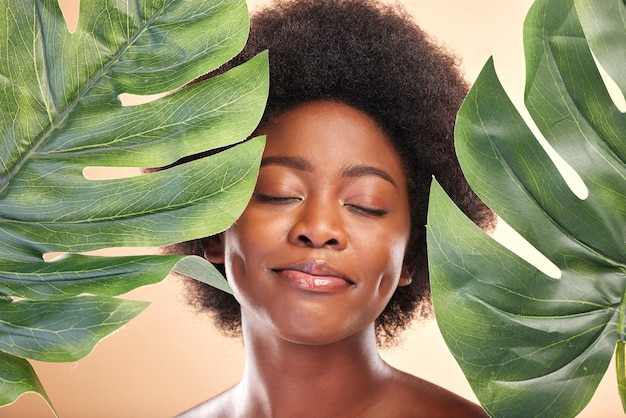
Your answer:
[428,0,625,416]
[0,0,268,411]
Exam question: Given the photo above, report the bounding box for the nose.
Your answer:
[287,198,347,250]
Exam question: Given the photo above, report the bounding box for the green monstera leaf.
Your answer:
[0,0,268,411]
[427,0,625,416]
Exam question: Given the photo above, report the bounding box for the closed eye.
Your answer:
[345,204,388,217]
[255,194,301,204]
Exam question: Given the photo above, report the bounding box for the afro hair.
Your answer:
[173,0,495,346]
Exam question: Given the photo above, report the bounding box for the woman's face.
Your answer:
[210,100,411,345]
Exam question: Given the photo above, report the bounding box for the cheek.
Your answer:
[222,209,277,263]
[364,225,410,297]
[362,218,410,271]
[220,217,283,305]
[389,232,411,269]
[388,213,411,273]
[220,226,255,300]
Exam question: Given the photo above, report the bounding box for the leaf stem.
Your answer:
[617,341,626,414]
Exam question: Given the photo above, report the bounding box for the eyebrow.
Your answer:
[341,165,397,189]
[261,156,398,189]
[260,156,313,171]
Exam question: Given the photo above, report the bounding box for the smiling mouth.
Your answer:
[271,260,354,292]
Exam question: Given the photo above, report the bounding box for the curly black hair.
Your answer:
[174,0,495,346]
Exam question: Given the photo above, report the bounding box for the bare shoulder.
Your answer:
[379,368,489,418]
[175,387,235,418]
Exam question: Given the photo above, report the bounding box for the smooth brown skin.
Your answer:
[179,101,487,417]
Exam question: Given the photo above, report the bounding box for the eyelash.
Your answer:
[345,204,388,217]
[257,194,387,217]
[255,194,300,203]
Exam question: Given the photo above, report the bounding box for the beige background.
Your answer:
[2,0,623,417]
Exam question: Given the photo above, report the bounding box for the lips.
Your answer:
[271,260,355,292]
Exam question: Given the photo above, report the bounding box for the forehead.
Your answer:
[260,100,406,183]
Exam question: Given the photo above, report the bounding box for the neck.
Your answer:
[235,318,391,417]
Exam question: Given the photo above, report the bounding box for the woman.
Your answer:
[176,0,494,415]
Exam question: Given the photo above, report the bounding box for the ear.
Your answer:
[397,264,413,287]
[201,235,225,264]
